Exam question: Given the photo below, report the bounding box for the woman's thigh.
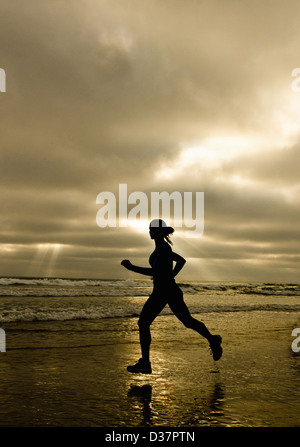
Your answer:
[138,293,167,326]
[167,288,193,325]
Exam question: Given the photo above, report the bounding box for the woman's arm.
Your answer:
[121,259,153,276]
[171,252,186,277]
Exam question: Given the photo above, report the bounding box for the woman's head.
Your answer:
[149,219,174,245]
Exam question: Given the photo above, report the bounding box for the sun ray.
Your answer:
[26,243,63,277]
[45,244,62,278]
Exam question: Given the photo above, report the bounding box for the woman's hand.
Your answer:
[121,260,153,276]
[121,259,133,270]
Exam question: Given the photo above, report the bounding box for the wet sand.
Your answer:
[0,310,299,427]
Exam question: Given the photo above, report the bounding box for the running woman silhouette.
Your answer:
[121,219,222,374]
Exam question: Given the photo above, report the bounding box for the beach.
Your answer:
[0,278,299,427]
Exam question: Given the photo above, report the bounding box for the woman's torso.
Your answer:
[149,241,176,288]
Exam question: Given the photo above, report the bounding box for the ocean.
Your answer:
[0,277,299,324]
[0,277,299,427]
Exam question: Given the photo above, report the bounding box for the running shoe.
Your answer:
[209,335,223,361]
[127,358,152,374]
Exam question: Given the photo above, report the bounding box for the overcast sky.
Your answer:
[1,0,300,282]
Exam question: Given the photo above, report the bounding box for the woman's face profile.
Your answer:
[149,226,160,239]
[149,226,155,239]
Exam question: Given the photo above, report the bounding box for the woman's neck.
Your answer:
[154,237,165,248]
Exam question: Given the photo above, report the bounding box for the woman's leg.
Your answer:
[168,287,223,360]
[168,289,213,341]
[138,293,167,361]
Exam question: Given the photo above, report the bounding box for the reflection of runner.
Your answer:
[121,219,222,374]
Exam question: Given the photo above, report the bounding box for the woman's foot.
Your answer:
[209,335,223,361]
[127,358,152,374]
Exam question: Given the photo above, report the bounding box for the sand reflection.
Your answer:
[127,384,153,426]
[127,377,226,427]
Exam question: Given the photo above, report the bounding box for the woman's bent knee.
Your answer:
[183,318,194,329]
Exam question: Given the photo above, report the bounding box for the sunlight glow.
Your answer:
[271,93,300,146]
[156,89,300,181]
[156,135,259,180]
[27,243,63,277]
[0,244,16,253]
[126,219,149,233]
[45,244,61,277]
